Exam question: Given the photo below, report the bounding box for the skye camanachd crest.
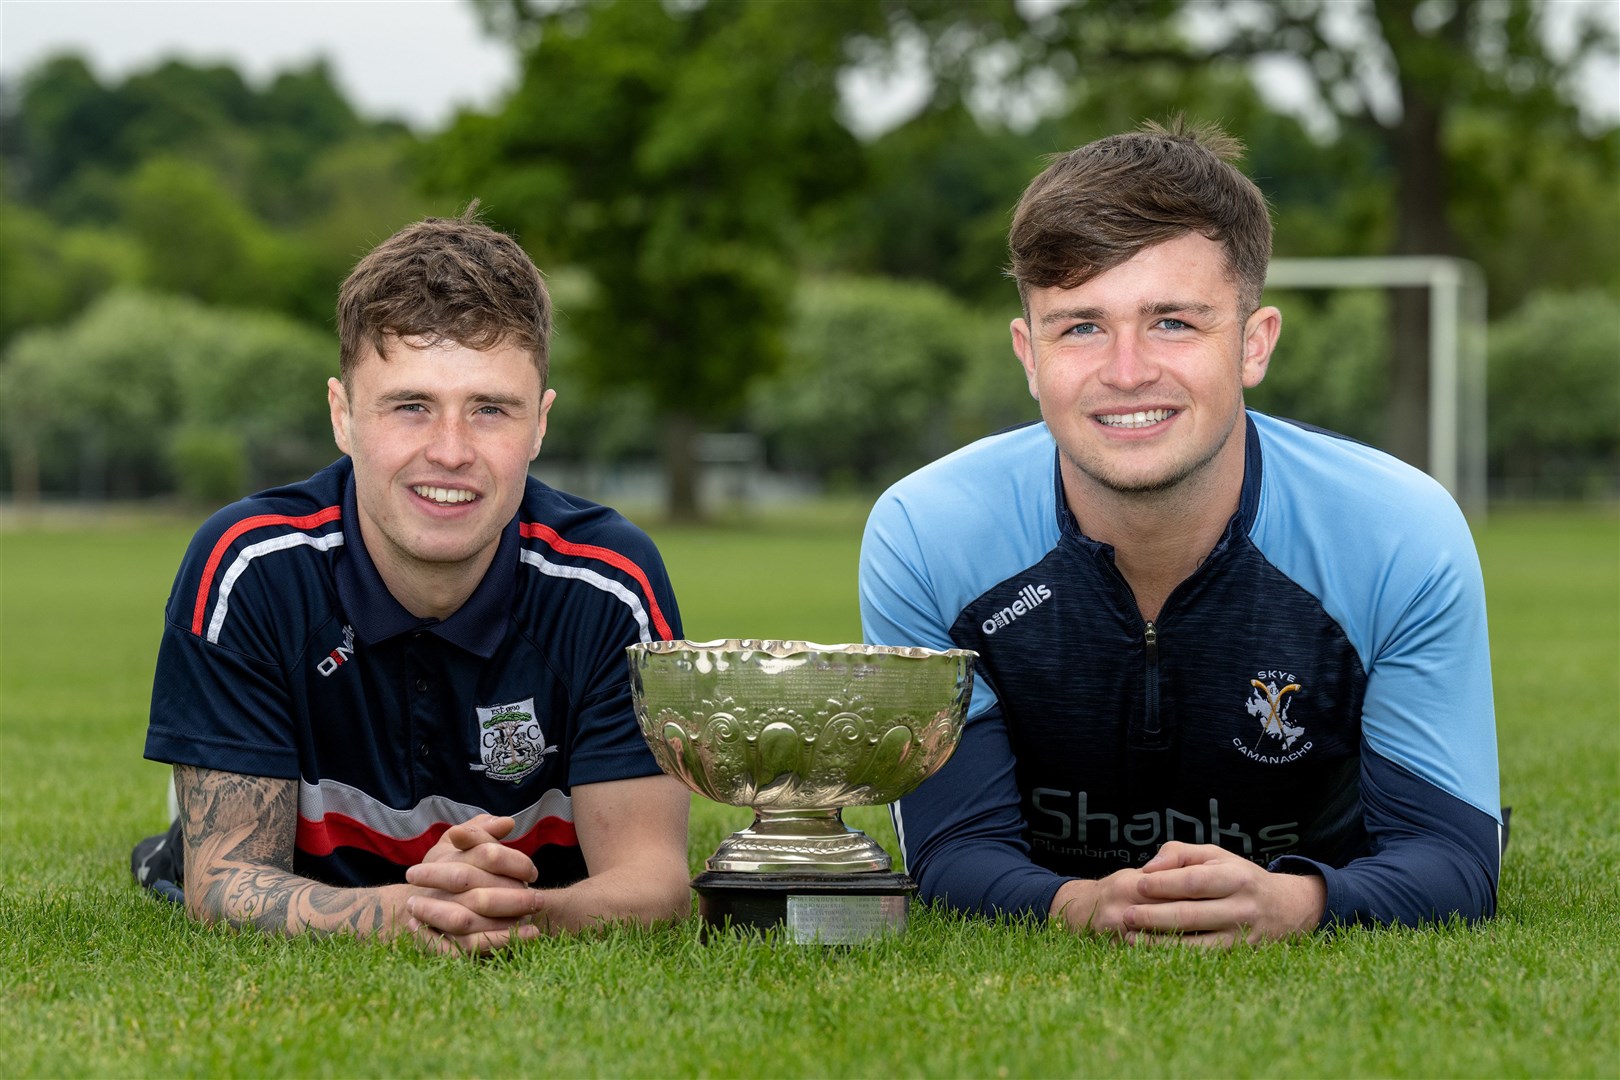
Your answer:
[469,698,555,783]
[1246,679,1304,750]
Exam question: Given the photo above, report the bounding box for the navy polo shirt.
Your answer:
[146,458,682,889]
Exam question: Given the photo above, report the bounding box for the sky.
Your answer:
[0,0,519,131]
[2,0,1616,135]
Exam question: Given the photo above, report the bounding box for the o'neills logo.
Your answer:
[1234,671,1313,764]
[316,624,356,677]
[981,583,1052,635]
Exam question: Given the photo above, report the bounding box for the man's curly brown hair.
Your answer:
[337,201,551,388]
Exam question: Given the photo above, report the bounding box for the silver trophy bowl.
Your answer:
[628,639,975,874]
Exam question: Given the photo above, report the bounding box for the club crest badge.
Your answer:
[469,698,556,783]
[1233,673,1313,764]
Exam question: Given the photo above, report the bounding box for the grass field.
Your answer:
[1,502,1616,1078]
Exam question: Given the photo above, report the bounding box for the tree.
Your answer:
[2,54,380,225]
[120,155,281,308]
[808,103,1047,307]
[749,276,1008,487]
[1191,0,1618,469]
[0,184,141,348]
[0,290,336,504]
[434,0,884,519]
[1,53,433,337]
[1485,288,1620,499]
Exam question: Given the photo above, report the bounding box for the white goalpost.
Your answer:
[1266,257,1488,519]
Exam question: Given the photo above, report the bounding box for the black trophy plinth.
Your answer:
[693,870,916,944]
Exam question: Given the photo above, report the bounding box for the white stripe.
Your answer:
[207,531,346,644]
[519,549,653,643]
[891,802,908,867]
[299,775,574,839]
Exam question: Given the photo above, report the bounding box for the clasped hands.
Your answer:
[402,814,547,955]
[1051,841,1327,947]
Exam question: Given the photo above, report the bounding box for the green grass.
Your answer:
[1,503,1616,1078]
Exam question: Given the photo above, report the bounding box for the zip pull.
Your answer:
[1143,621,1161,737]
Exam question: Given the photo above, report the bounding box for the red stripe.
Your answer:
[297,813,579,866]
[190,507,342,636]
[520,521,675,640]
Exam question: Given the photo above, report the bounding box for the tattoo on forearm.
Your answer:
[174,764,396,939]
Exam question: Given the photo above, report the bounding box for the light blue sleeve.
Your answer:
[858,428,1071,917]
[859,423,1060,721]
[1250,414,1502,925]
[1249,414,1500,824]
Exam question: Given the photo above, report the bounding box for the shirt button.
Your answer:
[417,742,430,759]
[415,678,428,692]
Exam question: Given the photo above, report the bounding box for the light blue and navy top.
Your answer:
[145,457,681,889]
[860,412,1502,928]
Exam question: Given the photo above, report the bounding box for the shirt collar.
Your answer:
[335,469,517,657]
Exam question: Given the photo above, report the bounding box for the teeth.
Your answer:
[1098,409,1174,428]
[413,486,477,504]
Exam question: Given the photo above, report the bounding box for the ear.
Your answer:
[328,377,352,455]
[1240,306,1282,389]
[1011,317,1039,400]
[531,388,556,461]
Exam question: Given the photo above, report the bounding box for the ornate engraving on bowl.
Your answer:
[628,640,976,873]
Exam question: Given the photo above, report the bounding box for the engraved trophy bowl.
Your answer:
[628,639,976,943]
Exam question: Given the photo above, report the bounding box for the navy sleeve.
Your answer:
[143,510,306,780]
[896,702,1066,919]
[1270,744,1500,927]
[555,514,685,788]
[145,619,299,778]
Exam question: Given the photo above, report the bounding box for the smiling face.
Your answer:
[1011,232,1280,509]
[329,336,554,617]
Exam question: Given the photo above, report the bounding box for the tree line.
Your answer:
[1,0,1615,514]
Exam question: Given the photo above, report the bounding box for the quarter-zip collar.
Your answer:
[1051,412,1265,567]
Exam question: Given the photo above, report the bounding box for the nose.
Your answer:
[1098,331,1159,391]
[424,413,476,469]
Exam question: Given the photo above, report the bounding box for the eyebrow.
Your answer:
[1038,300,1220,327]
[376,389,530,408]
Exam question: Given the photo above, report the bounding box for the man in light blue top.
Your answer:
[860,118,1502,945]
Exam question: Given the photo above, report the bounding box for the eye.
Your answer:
[1064,322,1100,337]
[1155,317,1190,331]
[397,402,427,413]
[476,405,507,417]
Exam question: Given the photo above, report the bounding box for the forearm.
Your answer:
[186,861,413,939]
[1274,844,1495,928]
[890,704,1066,919]
[174,762,411,939]
[537,774,691,933]
[913,838,1066,919]
[1282,747,1502,928]
[527,855,690,933]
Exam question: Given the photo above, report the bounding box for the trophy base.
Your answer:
[693,870,916,945]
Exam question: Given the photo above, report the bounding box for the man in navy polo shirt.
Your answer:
[132,207,690,953]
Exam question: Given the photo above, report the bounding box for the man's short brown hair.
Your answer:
[337,203,551,387]
[1007,117,1272,315]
